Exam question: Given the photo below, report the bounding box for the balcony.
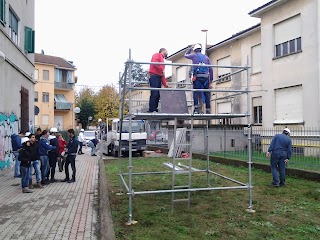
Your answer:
[54,94,72,110]
[54,81,73,90]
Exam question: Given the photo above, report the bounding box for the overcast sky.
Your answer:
[35,0,268,91]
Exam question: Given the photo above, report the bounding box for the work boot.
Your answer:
[34,182,44,188]
[29,183,34,189]
[194,106,199,114]
[22,188,33,193]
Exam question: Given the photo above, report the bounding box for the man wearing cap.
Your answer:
[266,128,292,187]
[47,127,60,182]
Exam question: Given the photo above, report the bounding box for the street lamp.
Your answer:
[201,29,208,55]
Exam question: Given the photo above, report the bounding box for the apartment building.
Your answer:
[167,0,320,128]
[34,53,77,131]
[0,0,35,132]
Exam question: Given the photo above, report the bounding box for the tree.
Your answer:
[76,86,96,129]
[125,62,148,83]
[94,85,124,126]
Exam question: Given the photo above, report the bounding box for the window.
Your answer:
[251,44,261,74]
[274,85,303,124]
[9,8,19,44]
[217,101,232,125]
[0,0,5,25]
[42,115,49,126]
[217,56,231,83]
[34,91,38,102]
[253,97,262,124]
[34,69,38,80]
[24,26,35,53]
[176,66,187,88]
[54,69,73,83]
[274,15,301,58]
[42,92,49,102]
[43,70,49,80]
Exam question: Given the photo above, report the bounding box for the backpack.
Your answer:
[193,53,209,75]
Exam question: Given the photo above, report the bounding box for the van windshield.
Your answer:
[118,121,145,133]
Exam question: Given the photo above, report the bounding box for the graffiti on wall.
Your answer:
[0,113,19,170]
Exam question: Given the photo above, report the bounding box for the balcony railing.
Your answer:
[54,81,73,90]
[54,102,72,110]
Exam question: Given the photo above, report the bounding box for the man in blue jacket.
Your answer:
[39,130,56,185]
[184,44,213,114]
[266,128,292,187]
[11,132,24,178]
[47,127,60,182]
[62,129,79,183]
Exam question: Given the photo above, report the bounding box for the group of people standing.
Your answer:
[12,128,79,193]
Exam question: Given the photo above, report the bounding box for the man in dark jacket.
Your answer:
[62,129,79,183]
[11,132,24,178]
[88,138,99,156]
[266,128,292,187]
[39,130,56,185]
[19,137,33,193]
[28,134,43,188]
[47,127,59,182]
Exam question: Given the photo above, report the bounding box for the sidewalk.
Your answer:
[0,150,99,240]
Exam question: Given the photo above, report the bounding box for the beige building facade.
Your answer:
[34,53,77,131]
[167,0,320,128]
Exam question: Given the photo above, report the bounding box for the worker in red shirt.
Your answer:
[148,48,169,113]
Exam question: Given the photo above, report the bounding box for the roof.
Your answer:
[207,23,261,51]
[35,53,77,70]
[248,0,289,17]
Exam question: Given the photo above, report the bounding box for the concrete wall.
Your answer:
[0,0,35,131]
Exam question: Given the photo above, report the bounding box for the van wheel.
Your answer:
[137,150,144,157]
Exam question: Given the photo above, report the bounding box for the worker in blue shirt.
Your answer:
[266,128,292,187]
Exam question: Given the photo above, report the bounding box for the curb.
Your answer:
[99,158,116,240]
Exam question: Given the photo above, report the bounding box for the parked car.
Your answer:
[84,130,96,146]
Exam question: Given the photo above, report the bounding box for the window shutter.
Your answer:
[274,15,301,45]
[217,56,231,76]
[24,26,35,53]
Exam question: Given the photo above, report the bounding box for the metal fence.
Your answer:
[147,125,320,172]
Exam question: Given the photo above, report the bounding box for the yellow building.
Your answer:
[34,53,77,131]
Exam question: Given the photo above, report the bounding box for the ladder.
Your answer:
[170,117,194,210]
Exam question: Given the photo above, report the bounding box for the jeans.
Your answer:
[29,160,41,183]
[20,166,30,188]
[13,151,20,177]
[270,151,287,186]
[78,142,83,153]
[88,141,96,155]
[65,155,76,180]
[193,77,210,109]
[148,74,162,112]
[40,155,49,182]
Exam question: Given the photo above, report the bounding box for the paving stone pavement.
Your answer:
[0,149,99,240]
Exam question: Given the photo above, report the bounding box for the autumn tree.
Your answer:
[94,84,122,126]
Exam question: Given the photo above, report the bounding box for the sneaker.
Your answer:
[206,109,211,114]
[92,154,97,156]
[14,175,22,178]
[61,178,70,182]
[50,178,57,183]
[68,179,75,183]
[28,184,34,189]
[34,183,44,188]
[22,188,33,193]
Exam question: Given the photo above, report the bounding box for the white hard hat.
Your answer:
[21,137,29,144]
[80,129,84,132]
[98,118,102,122]
[283,128,291,135]
[193,44,202,51]
[25,132,31,137]
[50,127,58,133]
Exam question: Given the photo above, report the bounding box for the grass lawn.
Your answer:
[105,157,320,240]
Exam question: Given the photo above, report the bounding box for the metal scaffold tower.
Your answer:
[117,49,255,226]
